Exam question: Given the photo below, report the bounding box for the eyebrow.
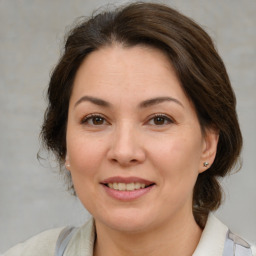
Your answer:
[74,95,183,108]
[74,96,111,108]
[139,97,184,108]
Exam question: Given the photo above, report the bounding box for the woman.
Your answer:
[3,2,255,256]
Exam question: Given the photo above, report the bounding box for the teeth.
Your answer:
[113,183,118,190]
[118,183,126,190]
[126,183,134,191]
[107,182,148,191]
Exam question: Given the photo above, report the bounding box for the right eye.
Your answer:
[81,114,108,126]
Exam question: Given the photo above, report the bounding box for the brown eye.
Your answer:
[81,115,107,126]
[148,114,173,126]
[153,116,166,125]
[92,116,104,125]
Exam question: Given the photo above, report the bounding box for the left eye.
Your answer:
[148,115,173,125]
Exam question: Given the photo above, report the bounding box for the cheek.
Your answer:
[149,137,201,209]
[151,135,202,166]
[66,134,107,206]
[66,132,106,177]
[148,133,203,186]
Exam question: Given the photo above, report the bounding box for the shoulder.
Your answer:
[2,227,64,256]
[194,213,256,256]
[252,245,256,256]
[64,218,95,255]
[2,218,95,256]
[224,230,256,256]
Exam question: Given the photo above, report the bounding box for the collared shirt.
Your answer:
[3,213,256,256]
[63,213,255,256]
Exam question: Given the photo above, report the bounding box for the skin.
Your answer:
[66,44,219,256]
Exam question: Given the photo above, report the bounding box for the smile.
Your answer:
[101,176,155,201]
[106,182,150,191]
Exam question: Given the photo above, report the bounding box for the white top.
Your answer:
[3,213,256,256]
[193,213,228,255]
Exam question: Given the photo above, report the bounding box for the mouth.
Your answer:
[103,182,154,191]
[100,176,155,200]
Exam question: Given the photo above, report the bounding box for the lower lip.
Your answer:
[102,185,154,201]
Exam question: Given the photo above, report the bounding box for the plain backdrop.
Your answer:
[0,0,255,252]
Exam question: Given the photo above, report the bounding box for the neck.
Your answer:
[94,211,202,256]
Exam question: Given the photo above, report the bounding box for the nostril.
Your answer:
[110,157,139,166]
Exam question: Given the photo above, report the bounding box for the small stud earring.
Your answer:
[203,162,209,167]
[65,163,70,169]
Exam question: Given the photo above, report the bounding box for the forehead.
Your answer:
[70,44,189,107]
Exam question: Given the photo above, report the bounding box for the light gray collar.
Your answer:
[64,213,228,256]
[193,213,228,256]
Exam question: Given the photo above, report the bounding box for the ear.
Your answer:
[65,154,71,171]
[199,127,219,173]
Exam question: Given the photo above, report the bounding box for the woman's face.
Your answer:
[66,45,218,233]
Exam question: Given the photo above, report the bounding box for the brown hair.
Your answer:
[41,2,242,228]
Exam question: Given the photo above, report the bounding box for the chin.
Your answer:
[95,208,158,233]
[105,219,152,233]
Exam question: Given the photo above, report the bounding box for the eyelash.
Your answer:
[80,113,174,126]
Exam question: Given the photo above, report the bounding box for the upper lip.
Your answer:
[101,176,155,186]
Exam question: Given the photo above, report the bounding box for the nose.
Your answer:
[107,122,146,166]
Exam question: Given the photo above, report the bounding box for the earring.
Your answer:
[203,162,209,167]
[65,163,70,169]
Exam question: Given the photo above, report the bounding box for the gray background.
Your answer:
[0,0,255,252]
